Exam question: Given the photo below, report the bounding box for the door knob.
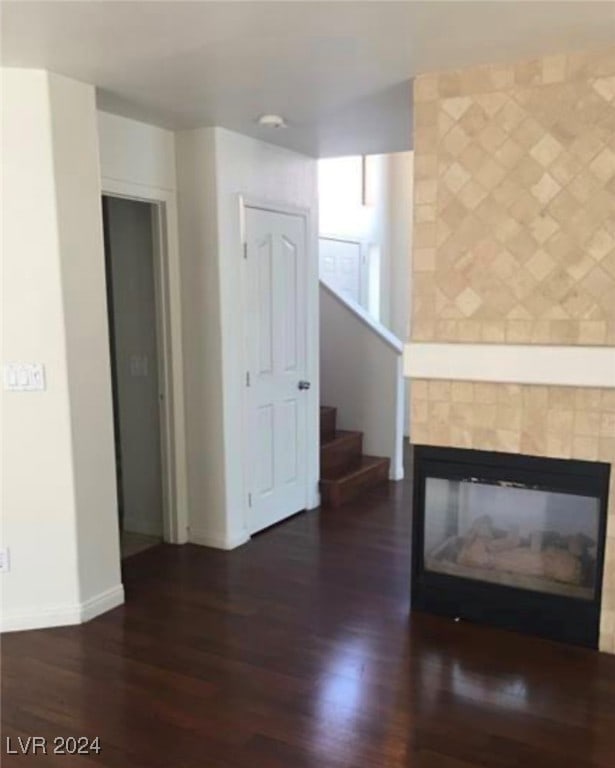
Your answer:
[298,380,311,390]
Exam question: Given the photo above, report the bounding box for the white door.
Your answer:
[319,237,364,306]
[245,207,309,534]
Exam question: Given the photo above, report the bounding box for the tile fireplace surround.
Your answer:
[406,47,615,653]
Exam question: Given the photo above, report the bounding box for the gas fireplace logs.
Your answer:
[430,514,597,590]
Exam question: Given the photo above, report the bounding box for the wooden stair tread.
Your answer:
[320,454,389,482]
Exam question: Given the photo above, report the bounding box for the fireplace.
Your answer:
[412,446,611,647]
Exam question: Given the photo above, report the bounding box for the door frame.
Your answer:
[239,194,320,534]
[101,177,189,545]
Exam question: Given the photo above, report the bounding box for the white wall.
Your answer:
[389,152,413,437]
[1,69,122,631]
[176,127,319,549]
[319,155,389,323]
[320,282,404,480]
[388,152,413,343]
[98,111,176,191]
[318,152,413,337]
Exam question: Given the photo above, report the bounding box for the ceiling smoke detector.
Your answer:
[257,114,287,129]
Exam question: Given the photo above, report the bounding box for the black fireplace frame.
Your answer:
[411,445,611,648]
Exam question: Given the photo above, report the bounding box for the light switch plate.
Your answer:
[0,548,10,573]
[3,363,46,391]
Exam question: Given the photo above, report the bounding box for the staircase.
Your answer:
[319,406,390,508]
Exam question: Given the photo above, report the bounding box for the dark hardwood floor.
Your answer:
[3,458,615,767]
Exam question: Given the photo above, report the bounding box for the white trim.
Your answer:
[307,490,321,510]
[391,354,405,481]
[97,174,175,194]
[1,584,124,633]
[189,528,251,551]
[321,278,403,353]
[101,177,189,545]
[404,343,615,388]
[80,585,125,622]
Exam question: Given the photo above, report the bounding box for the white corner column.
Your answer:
[1,68,123,631]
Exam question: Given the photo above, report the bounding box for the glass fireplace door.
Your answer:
[423,476,601,600]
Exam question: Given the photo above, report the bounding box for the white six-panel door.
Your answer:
[318,236,370,310]
[245,206,309,534]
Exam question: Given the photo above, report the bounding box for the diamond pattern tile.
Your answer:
[412,47,615,345]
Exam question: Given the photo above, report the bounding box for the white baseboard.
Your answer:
[168,529,190,545]
[307,489,321,510]
[189,528,251,550]
[1,604,82,633]
[389,466,405,481]
[80,584,125,623]
[1,583,124,633]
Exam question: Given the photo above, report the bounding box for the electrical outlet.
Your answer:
[0,548,10,573]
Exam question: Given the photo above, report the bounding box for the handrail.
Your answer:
[319,277,403,355]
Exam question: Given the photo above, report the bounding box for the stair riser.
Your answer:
[321,433,363,476]
[320,459,390,508]
[320,408,336,442]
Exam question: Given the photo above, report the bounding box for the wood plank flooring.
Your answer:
[3,461,615,767]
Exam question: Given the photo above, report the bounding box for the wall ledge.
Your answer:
[404,343,615,388]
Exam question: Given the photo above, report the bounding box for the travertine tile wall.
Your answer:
[412,47,615,345]
[410,380,615,652]
[410,49,615,651]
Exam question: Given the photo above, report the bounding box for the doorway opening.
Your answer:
[102,195,166,560]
